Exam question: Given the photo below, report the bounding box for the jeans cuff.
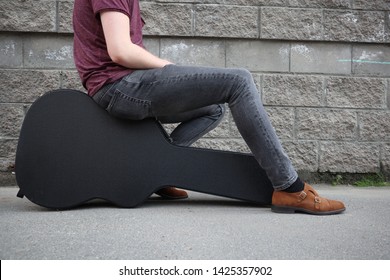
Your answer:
[272,172,299,191]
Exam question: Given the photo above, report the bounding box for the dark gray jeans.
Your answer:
[92,65,298,190]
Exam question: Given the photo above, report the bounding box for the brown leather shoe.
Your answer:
[271,183,345,215]
[155,187,188,200]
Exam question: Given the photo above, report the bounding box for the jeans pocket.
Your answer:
[107,89,151,120]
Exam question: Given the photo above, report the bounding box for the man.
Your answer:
[73,0,345,214]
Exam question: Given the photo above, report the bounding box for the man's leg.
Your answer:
[158,104,225,146]
[155,104,225,199]
[97,65,297,189]
[93,65,345,214]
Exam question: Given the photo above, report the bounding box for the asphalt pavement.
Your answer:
[1,185,389,260]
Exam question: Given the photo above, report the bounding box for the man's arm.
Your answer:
[100,10,172,69]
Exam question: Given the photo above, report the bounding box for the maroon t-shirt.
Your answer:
[73,0,145,96]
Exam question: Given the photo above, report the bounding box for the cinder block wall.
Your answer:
[1,0,390,185]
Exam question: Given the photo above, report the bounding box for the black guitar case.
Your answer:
[15,89,273,209]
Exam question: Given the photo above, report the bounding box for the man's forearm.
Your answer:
[110,42,172,69]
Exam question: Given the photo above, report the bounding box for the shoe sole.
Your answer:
[271,205,346,215]
[155,193,189,200]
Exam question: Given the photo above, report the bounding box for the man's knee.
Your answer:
[211,104,226,120]
[232,68,252,81]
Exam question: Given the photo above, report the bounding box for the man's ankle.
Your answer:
[283,177,305,193]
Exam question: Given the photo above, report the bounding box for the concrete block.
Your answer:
[252,73,262,97]
[297,108,357,140]
[24,35,74,69]
[192,108,237,139]
[226,40,289,72]
[291,43,351,74]
[388,12,390,42]
[324,10,387,43]
[141,3,193,36]
[0,158,16,172]
[0,35,23,68]
[143,37,161,57]
[265,107,295,140]
[388,79,390,109]
[58,0,74,33]
[152,0,351,9]
[0,104,25,138]
[203,113,230,138]
[282,140,318,172]
[163,110,230,139]
[288,0,351,8]
[0,0,56,32]
[353,0,390,10]
[261,8,322,40]
[193,138,250,153]
[263,74,323,107]
[319,142,380,173]
[60,71,85,92]
[195,5,258,38]
[352,45,390,77]
[359,111,390,141]
[161,38,225,67]
[0,139,17,161]
[326,77,386,109]
[228,109,241,138]
[0,70,60,103]
[381,143,390,174]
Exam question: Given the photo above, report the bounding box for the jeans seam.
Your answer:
[117,88,151,106]
[146,72,235,87]
[107,88,152,119]
[106,89,119,112]
[95,82,116,104]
